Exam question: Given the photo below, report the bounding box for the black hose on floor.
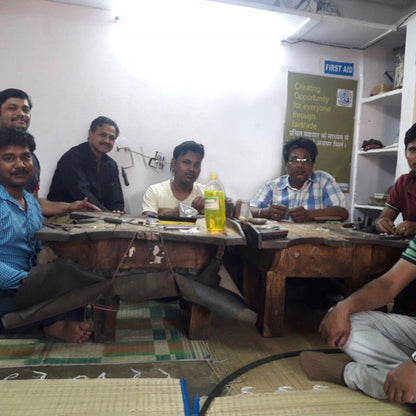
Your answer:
[198,348,342,415]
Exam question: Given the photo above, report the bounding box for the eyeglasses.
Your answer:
[287,158,313,166]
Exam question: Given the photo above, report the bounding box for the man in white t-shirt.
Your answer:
[142,141,205,216]
[142,140,245,303]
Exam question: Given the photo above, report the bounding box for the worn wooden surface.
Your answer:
[36,214,246,342]
[37,212,246,246]
[243,221,408,337]
[49,239,216,272]
[246,221,409,249]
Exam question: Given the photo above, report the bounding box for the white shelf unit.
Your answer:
[361,88,403,106]
[352,87,403,223]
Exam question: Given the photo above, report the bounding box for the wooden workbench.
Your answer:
[35,213,246,342]
[242,221,409,337]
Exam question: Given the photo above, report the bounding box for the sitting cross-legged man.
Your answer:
[300,236,416,404]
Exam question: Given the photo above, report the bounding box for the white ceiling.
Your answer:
[46,0,414,48]
[46,0,416,11]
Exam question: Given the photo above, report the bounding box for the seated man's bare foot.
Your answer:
[300,351,350,386]
[43,320,91,343]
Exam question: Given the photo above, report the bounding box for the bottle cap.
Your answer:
[210,173,217,179]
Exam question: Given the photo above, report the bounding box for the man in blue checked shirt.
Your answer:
[0,127,91,343]
[251,137,348,222]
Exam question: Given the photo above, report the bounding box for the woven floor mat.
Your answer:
[207,313,330,394]
[201,388,415,415]
[0,378,189,416]
[0,301,209,367]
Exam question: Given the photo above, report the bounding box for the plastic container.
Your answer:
[240,200,253,219]
[204,173,226,232]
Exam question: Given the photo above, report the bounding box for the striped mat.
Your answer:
[0,301,209,367]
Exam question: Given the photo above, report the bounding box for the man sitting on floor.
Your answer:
[0,127,91,343]
[300,235,416,403]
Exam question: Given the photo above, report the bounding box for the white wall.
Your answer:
[0,0,361,215]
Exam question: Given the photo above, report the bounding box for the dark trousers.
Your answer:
[0,258,108,332]
[0,288,84,332]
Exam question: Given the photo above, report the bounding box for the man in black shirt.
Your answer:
[48,116,124,212]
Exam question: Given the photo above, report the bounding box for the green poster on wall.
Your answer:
[284,72,357,192]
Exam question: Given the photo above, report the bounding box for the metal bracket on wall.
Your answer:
[116,146,167,186]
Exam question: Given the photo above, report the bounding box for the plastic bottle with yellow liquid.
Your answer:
[204,173,226,232]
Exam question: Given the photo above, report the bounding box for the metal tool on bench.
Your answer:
[45,217,99,231]
[103,217,140,225]
[45,223,72,232]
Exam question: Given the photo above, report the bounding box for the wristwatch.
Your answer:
[411,351,416,363]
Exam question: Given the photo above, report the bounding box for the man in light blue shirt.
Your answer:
[251,137,348,222]
[0,127,91,343]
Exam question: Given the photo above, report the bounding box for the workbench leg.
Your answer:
[92,297,119,343]
[258,269,286,337]
[348,245,372,295]
[242,257,260,309]
[188,303,211,340]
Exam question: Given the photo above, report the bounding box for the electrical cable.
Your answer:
[198,347,342,415]
[281,38,366,50]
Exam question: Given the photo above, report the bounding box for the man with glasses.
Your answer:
[250,136,348,222]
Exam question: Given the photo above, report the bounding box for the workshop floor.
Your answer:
[0,301,328,398]
[1,298,415,416]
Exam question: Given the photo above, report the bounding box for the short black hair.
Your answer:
[89,116,120,138]
[0,88,32,109]
[0,127,36,152]
[283,137,318,163]
[173,141,205,160]
[404,123,416,149]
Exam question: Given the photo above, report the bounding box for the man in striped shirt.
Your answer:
[251,137,348,222]
[300,238,416,404]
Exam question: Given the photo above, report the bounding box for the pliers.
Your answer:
[45,223,72,232]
